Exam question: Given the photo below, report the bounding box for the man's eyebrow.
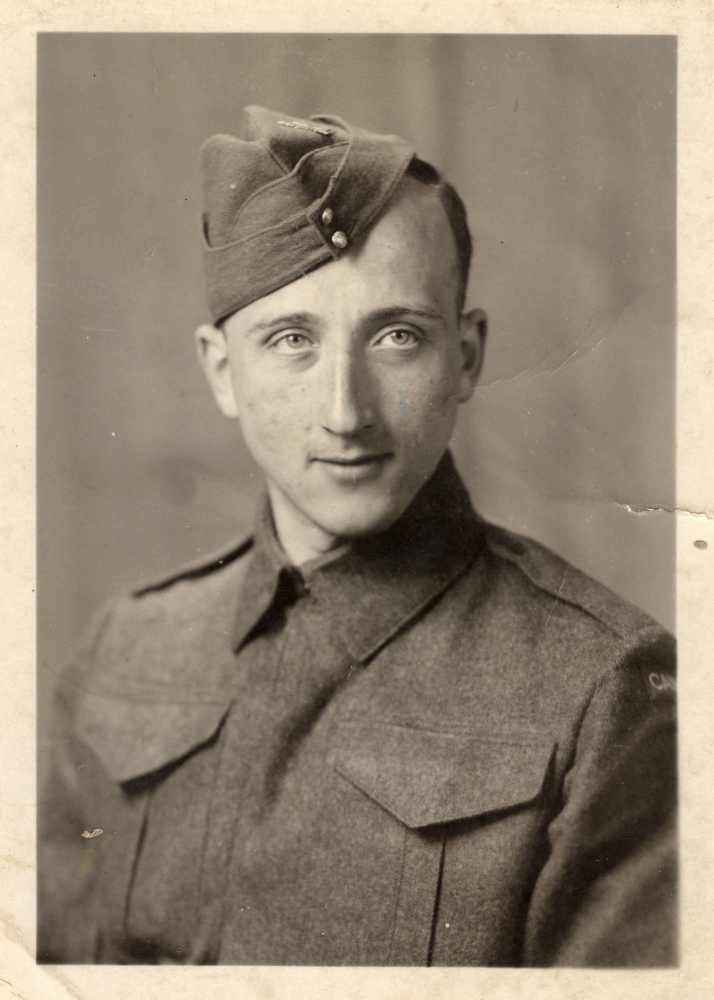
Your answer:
[243,306,445,335]
[244,312,319,334]
[366,306,445,324]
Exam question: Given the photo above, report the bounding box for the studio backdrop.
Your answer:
[38,33,676,696]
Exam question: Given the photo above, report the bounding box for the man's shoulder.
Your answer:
[460,521,676,712]
[479,520,670,643]
[131,532,255,599]
[67,533,255,689]
[112,531,254,622]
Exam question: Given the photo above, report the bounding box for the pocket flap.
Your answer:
[76,693,230,784]
[330,722,554,828]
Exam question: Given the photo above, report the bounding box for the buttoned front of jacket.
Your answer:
[38,453,677,967]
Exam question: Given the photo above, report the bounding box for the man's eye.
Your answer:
[272,332,312,352]
[378,328,419,348]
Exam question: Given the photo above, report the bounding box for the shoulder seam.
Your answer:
[132,534,254,597]
[482,524,644,641]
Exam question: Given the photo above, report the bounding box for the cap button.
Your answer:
[332,231,348,250]
[321,207,333,226]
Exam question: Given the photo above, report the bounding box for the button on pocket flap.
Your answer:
[76,694,231,784]
[330,722,554,829]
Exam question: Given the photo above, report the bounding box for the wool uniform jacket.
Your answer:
[38,454,677,967]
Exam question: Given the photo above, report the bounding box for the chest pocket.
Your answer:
[330,720,555,965]
[330,720,555,827]
[75,694,231,784]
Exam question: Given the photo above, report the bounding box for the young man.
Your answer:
[38,106,677,966]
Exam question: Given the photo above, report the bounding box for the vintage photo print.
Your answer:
[36,33,677,971]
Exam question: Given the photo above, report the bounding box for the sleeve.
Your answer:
[523,625,677,967]
[37,599,131,963]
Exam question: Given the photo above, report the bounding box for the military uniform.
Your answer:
[39,106,676,965]
[38,453,676,966]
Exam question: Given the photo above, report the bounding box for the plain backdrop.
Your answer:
[37,34,676,684]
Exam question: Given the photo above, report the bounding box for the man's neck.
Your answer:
[266,481,347,567]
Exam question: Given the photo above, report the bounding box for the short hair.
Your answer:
[407,157,473,312]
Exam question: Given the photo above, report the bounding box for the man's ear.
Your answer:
[194,324,239,418]
[457,308,487,403]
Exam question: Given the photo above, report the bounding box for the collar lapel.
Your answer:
[230,518,286,651]
[307,452,485,663]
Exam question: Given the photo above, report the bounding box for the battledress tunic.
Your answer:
[38,452,677,966]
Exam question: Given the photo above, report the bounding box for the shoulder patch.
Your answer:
[132,533,254,597]
[484,524,658,639]
[640,666,677,701]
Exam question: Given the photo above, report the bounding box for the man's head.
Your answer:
[196,108,485,561]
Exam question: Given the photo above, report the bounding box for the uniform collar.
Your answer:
[231,451,485,663]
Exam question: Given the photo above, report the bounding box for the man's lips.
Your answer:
[312,453,392,466]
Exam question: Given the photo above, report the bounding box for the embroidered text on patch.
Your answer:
[277,120,335,136]
[641,669,676,700]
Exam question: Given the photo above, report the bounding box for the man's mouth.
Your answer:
[311,452,393,481]
[313,452,392,466]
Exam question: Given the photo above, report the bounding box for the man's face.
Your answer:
[198,179,483,549]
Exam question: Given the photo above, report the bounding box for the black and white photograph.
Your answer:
[36,33,677,969]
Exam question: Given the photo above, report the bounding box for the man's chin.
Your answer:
[300,489,410,542]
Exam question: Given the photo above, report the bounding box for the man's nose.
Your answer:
[320,349,375,437]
